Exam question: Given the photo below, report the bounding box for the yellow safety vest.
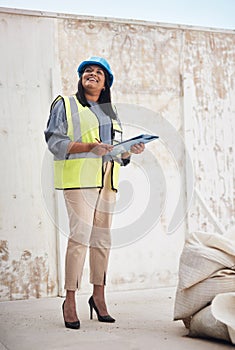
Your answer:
[51,95,122,191]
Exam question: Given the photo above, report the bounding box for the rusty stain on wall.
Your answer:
[0,240,56,300]
[111,269,175,289]
[58,18,183,100]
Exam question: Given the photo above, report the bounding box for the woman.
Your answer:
[45,56,145,329]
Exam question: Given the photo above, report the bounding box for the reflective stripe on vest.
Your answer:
[52,95,121,191]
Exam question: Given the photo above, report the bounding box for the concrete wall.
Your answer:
[0,9,59,300]
[0,8,234,300]
[183,31,235,234]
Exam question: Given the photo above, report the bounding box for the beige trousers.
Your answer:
[63,162,116,291]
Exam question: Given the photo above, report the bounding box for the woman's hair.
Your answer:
[75,68,117,120]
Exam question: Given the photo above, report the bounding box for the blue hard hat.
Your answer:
[77,56,114,87]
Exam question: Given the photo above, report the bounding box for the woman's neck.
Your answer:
[85,92,99,102]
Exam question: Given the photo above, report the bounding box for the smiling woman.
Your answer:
[44,55,145,330]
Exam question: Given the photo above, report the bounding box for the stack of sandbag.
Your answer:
[174,230,235,344]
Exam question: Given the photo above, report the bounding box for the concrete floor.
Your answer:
[0,287,233,350]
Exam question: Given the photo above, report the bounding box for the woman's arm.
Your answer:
[67,141,113,156]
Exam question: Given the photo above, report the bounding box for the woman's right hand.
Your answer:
[67,141,113,156]
[91,142,114,156]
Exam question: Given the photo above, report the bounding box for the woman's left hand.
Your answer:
[130,142,145,154]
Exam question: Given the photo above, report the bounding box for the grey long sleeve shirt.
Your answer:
[44,99,71,160]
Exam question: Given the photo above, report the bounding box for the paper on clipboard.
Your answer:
[108,134,159,156]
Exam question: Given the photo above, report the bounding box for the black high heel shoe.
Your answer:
[62,300,80,329]
[88,296,115,323]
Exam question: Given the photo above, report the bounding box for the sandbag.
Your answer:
[188,304,231,343]
[174,269,235,319]
[174,231,235,320]
[212,292,235,344]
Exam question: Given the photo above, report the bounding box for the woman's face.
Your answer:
[82,65,106,93]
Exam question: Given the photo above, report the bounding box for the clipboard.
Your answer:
[108,134,159,156]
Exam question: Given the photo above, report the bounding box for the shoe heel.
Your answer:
[89,298,93,320]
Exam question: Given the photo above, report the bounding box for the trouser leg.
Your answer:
[63,188,99,291]
[89,162,116,286]
[89,247,110,285]
[64,239,87,291]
